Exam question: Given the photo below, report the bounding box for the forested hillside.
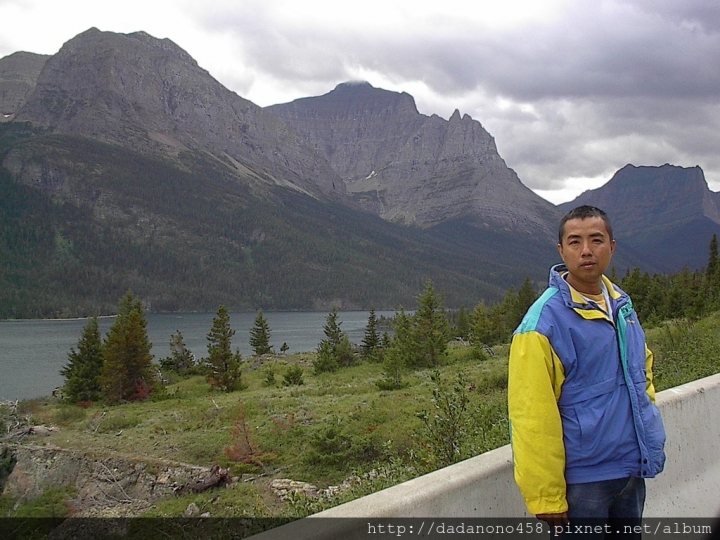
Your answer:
[0,124,557,318]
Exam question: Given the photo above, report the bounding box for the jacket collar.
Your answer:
[549,263,625,311]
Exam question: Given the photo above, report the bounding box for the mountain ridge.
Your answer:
[13,28,346,201]
[560,163,720,271]
[268,82,561,236]
[0,28,714,317]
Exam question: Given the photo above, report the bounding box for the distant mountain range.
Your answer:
[0,28,715,317]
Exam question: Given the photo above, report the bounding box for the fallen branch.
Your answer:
[2,425,58,442]
[90,412,107,433]
[2,427,32,442]
[95,461,138,503]
[174,465,228,495]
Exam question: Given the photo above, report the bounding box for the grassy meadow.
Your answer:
[2,312,720,521]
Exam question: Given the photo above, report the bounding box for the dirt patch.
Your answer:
[1,443,219,517]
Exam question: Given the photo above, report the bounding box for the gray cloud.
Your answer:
[201,0,720,102]
[6,0,720,202]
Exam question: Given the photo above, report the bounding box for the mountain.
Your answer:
[560,164,720,272]
[0,51,49,121]
[0,29,562,318]
[268,82,561,237]
[13,28,344,201]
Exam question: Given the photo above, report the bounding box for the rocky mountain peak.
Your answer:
[13,28,345,200]
[0,51,49,120]
[559,163,720,272]
[270,83,559,234]
[562,163,720,234]
[276,81,420,121]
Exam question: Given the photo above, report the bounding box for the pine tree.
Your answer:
[361,308,381,362]
[160,330,195,374]
[516,278,539,325]
[335,333,356,367]
[314,307,356,371]
[322,307,343,349]
[470,302,493,347]
[376,308,412,389]
[100,292,158,403]
[454,306,471,341]
[61,316,103,403]
[706,234,718,281]
[313,339,339,374]
[498,286,519,338]
[249,309,273,356]
[205,305,243,392]
[412,280,450,367]
[706,234,720,307]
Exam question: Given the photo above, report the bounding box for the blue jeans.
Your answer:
[554,477,646,539]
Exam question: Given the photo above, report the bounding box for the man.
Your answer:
[508,205,666,538]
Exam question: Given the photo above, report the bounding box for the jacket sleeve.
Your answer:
[645,344,657,403]
[508,330,568,515]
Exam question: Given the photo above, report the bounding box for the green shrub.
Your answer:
[262,366,277,387]
[95,413,142,433]
[10,487,75,518]
[54,405,88,425]
[283,365,304,386]
[474,364,508,393]
[653,318,720,391]
[305,419,382,468]
[313,341,338,374]
[447,343,486,364]
[414,370,471,469]
[468,392,510,455]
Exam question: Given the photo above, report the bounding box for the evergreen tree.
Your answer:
[706,234,720,308]
[498,286,519,338]
[160,330,195,374]
[412,280,450,367]
[706,234,718,281]
[61,315,103,403]
[205,305,243,392]
[314,307,356,371]
[313,339,339,374]
[322,307,343,349]
[642,275,666,324]
[100,292,158,403]
[249,309,273,356]
[335,333,357,367]
[283,365,304,386]
[361,307,381,362]
[516,278,539,326]
[470,302,494,347]
[377,308,413,389]
[621,268,651,320]
[454,305,471,341]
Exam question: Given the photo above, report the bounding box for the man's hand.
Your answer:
[536,512,569,530]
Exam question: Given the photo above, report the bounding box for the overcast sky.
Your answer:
[2,0,719,204]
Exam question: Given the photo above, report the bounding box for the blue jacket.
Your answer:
[508,264,666,515]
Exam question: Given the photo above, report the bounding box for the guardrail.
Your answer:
[253,372,720,539]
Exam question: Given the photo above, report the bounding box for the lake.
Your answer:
[0,311,393,401]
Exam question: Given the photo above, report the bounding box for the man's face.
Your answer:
[557,216,616,295]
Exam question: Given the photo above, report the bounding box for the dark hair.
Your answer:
[558,205,613,244]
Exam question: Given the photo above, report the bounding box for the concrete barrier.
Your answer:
[644,373,720,517]
[253,373,720,539]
